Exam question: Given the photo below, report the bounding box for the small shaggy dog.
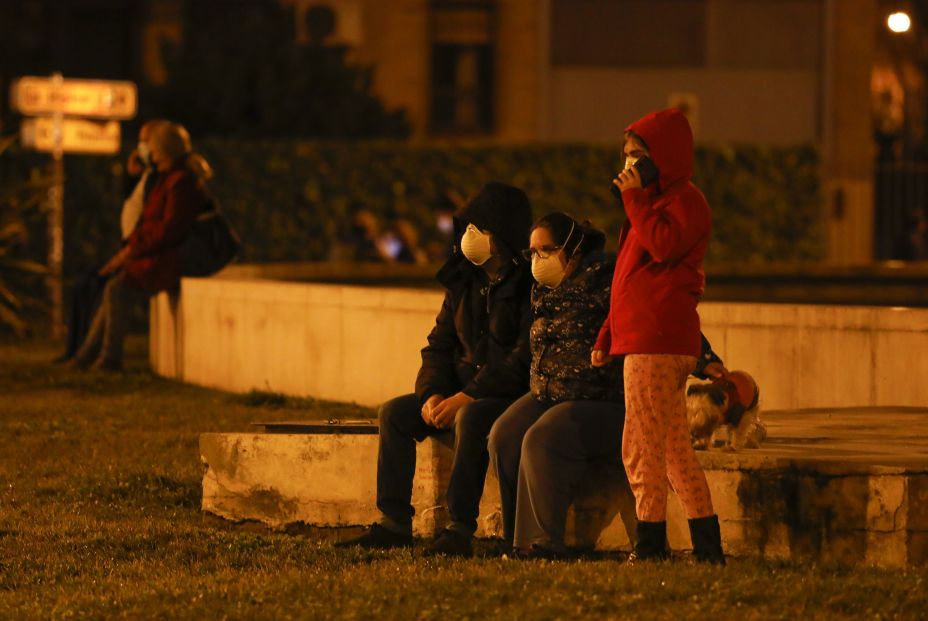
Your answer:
[686,371,765,451]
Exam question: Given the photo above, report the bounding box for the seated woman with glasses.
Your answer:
[487,212,622,558]
[488,211,720,559]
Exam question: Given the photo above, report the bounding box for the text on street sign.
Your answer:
[11,77,137,119]
[21,117,121,155]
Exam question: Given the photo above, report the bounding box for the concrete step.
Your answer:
[200,408,928,566]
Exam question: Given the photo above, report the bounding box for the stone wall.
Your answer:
[152,277,928,410]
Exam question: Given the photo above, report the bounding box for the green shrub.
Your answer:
[8,141,823,283]
[0,137,50,337]
[194,139,822,264]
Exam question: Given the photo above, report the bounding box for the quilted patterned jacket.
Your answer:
[530,250,624,404]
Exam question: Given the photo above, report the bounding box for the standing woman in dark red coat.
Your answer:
[72,122,211,371]
[591,108,724,564]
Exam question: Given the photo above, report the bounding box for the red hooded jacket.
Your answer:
[594,108,710,357]
[123,165,209,293]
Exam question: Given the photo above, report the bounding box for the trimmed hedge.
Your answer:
[22,140,822,278]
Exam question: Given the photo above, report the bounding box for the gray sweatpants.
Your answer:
[487,392,626,552]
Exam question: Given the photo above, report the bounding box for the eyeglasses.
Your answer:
[521,245,563,261]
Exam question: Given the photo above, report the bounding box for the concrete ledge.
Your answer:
[154,278,928,410]
[149,290,181,379]
[215,261,928,306]
[201,409,928,566]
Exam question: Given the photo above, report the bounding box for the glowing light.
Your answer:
[888,12,911,33]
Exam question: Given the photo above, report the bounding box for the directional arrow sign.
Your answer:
[10,76,137,119]
[21,117,121,155]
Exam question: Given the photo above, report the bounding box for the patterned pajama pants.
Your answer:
[622,354,714,522]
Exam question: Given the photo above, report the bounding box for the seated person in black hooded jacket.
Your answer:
[337,182,535,557]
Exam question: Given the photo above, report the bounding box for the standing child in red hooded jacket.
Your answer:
[591,108,724,564]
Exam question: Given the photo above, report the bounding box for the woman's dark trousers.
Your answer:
[61,264,108,360]
[488,392,625,551]
[73,271,141,366]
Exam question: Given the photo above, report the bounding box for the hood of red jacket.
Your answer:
[626,108,693,190]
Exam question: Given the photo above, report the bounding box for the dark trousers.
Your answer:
[62,264,108,360]
[488,392,625,550]
[73,271,145,366]
[376,393,511,535]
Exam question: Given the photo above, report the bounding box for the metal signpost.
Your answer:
[9,74,137,336]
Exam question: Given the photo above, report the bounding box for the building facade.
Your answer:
[294,0,878,264]
[1,0,912,264]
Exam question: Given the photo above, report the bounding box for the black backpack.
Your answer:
[179,198,240,277]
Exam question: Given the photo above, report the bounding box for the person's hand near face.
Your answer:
[127,149,144,177]
[612,136,649,193]
[127,123,157,176]
[614,165,642,193]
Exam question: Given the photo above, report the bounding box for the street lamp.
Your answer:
[888,11,912,33]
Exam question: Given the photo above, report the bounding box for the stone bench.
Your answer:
[200,408,928,566]
[200,425,639,548]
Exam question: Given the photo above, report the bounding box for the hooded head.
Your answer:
[529,212,606,261]
[456,182,533,260]
[527,212,606,288]
[626,108,694,190]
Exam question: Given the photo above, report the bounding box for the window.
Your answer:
[429,1,495,134]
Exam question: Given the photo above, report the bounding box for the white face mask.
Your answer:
[460,224,492,265]
[138,142,152,167]
[532,255,566,288]
[530,221,578,288]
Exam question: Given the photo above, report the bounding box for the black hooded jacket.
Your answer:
[415,183,534,404]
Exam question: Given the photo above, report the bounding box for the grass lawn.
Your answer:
[1,337,926,620]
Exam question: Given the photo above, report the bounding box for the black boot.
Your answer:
[423,528,473,558]
[688,515,726,565]
[334,523,413,550]
[628,521,669,563]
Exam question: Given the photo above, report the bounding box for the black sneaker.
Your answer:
[423,529,473,558]
[478,538,513,558]
[334,523,413,550]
